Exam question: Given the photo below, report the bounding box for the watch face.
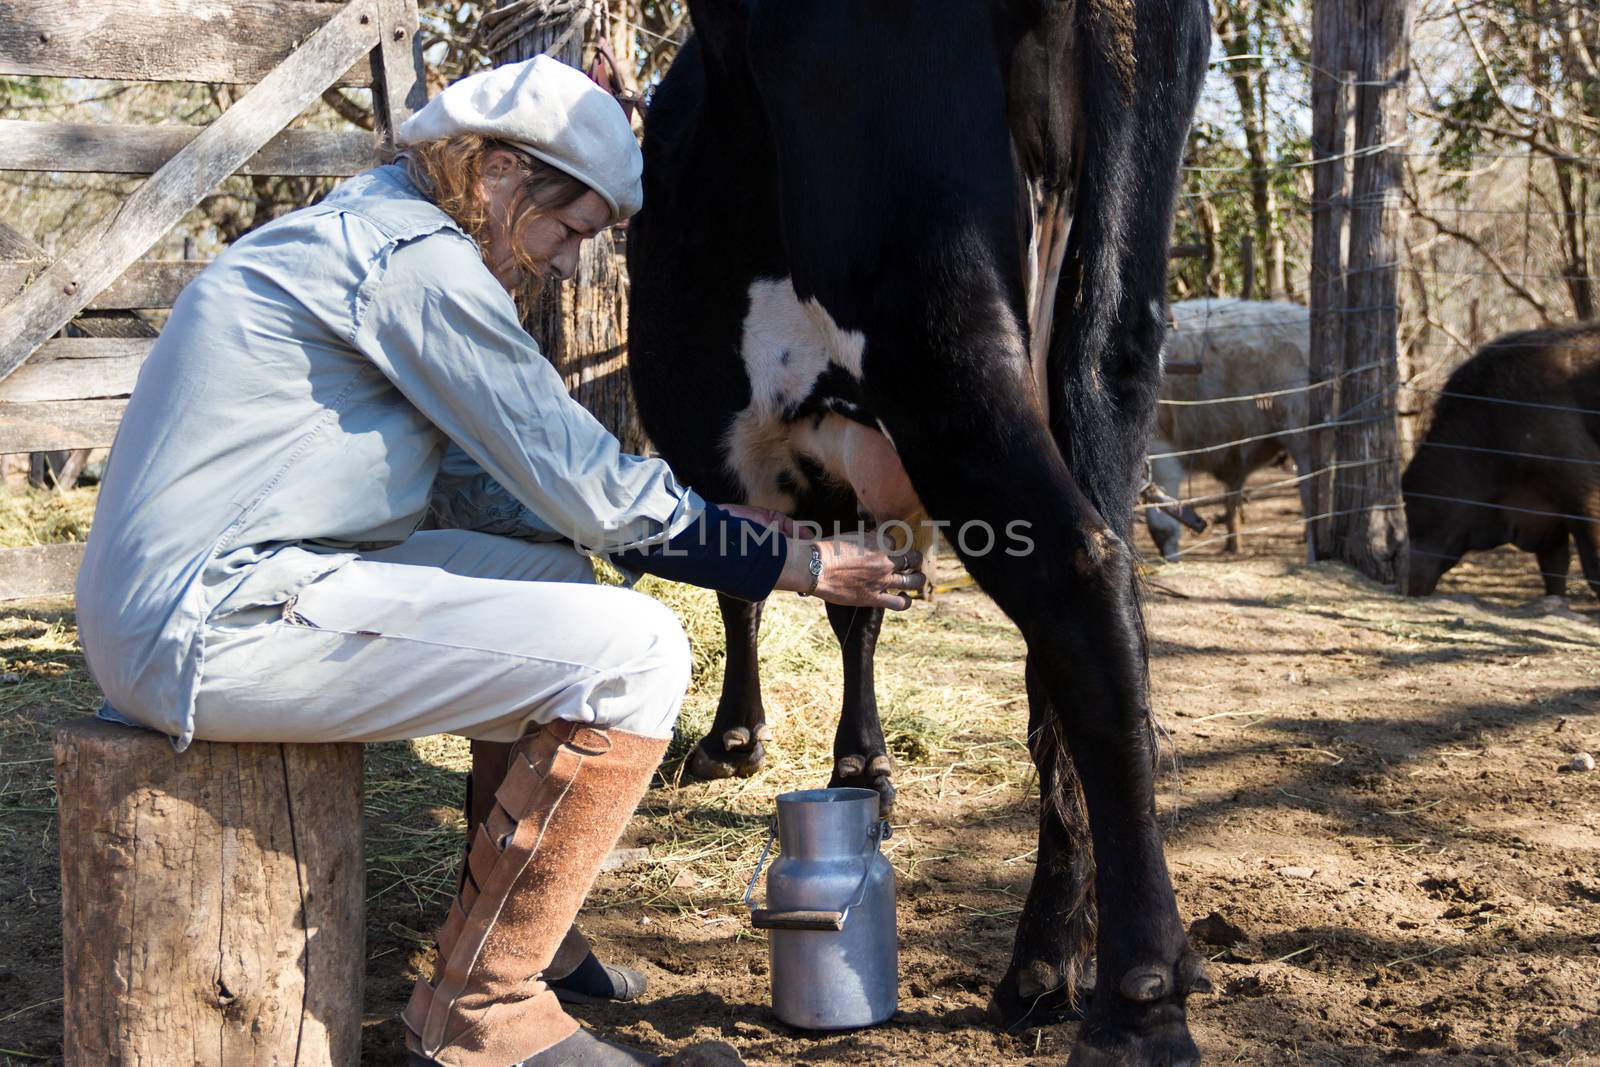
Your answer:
[808,552,824,576]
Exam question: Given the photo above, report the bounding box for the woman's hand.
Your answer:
[776,534,925,611]
[715,503,923,609]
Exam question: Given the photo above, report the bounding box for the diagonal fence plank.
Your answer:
[0,220,46,262]
[0,0,380,383]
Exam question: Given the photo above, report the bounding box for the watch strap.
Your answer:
[799,542,822,596]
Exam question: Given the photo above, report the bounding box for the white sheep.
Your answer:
[1145,298,1315,560]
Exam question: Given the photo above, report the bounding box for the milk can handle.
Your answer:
[743,818,889,932]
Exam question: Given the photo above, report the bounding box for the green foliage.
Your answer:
[0,77,52,108]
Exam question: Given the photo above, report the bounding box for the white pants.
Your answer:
[191,530,690,743]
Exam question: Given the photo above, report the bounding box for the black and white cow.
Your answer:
[628,1,1211,1061]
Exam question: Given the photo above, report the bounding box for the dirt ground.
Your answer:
[2,478,1597,1065]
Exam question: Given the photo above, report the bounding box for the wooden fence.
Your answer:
[0,0,426,600]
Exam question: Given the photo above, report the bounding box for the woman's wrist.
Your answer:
[775,536,815,594]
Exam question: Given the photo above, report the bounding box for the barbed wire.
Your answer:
[1184,150,1600,181]
[1147,412,1393,462]
[1415,440,1600,468]
[1157,502,1405,561]
[1402,492,1600,528]
[1417,0,1599,31]
[1145,454,1600,530]
[1143,476,1599,572]
[611,13,685,46]
[1405,385,1600,418]
[1156,358,1382,406]
[1135,456,1393,513]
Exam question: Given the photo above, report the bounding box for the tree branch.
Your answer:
[1405,192,1550,319]
[1416,106,1600,177]
[320,88,375,132]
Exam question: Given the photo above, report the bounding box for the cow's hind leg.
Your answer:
[1536,528,1572,597]
[881,398,1205,1064]
[1221,480,1244,554]
[686,593,769,780]
[1571,519,1600,599]
[990,653,1094,1030]
[1021,519,1207,1064]
[824,602,895,816]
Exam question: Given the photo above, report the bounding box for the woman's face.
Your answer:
[477,148,612,291]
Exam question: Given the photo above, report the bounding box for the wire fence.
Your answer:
[1166,21,1598,570]
[587,0,1600,592]
[1135,307,1600,576]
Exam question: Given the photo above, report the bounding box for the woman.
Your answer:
[75,58,919,1067]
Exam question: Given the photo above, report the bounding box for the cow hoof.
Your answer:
[684,730,766,781]
[987,967,1090,1031]
[829,753,895,817]
[1067,1015,1199,1067]
[1067,956,1208,1066]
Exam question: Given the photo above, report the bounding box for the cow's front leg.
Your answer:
[824,601,895,816]
[990,654,1094,1030]
[686,593,769,780]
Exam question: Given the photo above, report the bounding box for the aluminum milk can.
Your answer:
[744,787,897,1029]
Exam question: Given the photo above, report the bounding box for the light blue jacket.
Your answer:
[76,165,706,750]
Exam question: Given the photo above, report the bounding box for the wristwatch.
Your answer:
[798,543,823,596]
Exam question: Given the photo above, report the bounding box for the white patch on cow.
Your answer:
[803,297,867,378]
[726,278,840,511]
[725,277,900,519]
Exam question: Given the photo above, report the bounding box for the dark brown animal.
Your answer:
[1402,321,1600,598]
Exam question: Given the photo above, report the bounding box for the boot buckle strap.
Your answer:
[563,725,612,756]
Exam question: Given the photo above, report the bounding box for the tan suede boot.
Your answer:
[462,741,648,1006]
[404,721,668,1067]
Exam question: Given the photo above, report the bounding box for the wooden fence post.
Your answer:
[1308,0,1352,564]
[372,0,427,154]
[1312,60,1350,559]
[1331,0,1410,583]
[54,718,365,1067]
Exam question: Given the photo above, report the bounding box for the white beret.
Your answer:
[397,56,643,221]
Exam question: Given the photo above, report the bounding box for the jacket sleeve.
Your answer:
[351,230,706,554]
[612,503,788,602]
[428,441,566,540]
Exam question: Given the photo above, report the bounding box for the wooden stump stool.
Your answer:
[53,717,365,1066]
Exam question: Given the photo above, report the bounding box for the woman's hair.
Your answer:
[404,133,591,314]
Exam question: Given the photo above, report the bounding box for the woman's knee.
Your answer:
[598,591,691,739]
